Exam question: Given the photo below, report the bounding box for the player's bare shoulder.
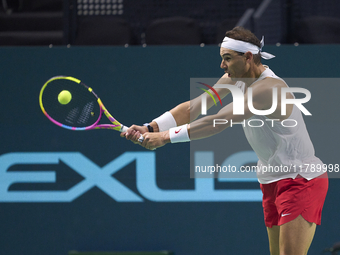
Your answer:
[249,77,293,119]
[247,78,283,110]
[249,77,288,99]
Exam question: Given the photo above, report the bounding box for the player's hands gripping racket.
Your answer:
[39,76,144,142]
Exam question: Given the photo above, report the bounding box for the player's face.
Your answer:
[220,47,248,80]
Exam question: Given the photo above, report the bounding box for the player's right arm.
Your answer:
[123,73,234,141]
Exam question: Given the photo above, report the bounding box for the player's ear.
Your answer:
[244,51,253,62]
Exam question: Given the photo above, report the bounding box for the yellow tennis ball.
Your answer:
[58,90,72,105]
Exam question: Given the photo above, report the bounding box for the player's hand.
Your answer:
[121,125,148,145]
[140,131,170,150]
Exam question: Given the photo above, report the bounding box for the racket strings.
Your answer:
[77,102,94,124]
[65,108,80,125]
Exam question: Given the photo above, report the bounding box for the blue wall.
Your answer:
[0,45,339,255]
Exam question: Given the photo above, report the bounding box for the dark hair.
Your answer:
[225,26,262,64]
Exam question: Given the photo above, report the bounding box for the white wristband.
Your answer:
[169,124,190,143]
[152,111,177,132]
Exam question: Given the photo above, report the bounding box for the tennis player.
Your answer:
[122,27,328,255]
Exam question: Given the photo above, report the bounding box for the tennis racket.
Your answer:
[39,76,144,142]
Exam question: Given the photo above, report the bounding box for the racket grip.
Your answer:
[121,125,144,143]
[120,125,128,133]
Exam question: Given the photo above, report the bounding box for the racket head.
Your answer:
[39,76,122,131]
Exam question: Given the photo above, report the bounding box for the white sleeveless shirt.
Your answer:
[235,66,324,184]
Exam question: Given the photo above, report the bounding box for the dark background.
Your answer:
[1,0,340,46]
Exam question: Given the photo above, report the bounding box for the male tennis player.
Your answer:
[122,27,328,255]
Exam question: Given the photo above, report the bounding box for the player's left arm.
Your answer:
[141,81,273,150]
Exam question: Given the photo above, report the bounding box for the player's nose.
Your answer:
[220,59,227,70]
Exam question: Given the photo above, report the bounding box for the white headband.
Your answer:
[221,36,275,60]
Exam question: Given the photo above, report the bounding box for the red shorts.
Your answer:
[260,173,328,228]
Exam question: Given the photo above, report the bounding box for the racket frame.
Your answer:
[39,76,128,132]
